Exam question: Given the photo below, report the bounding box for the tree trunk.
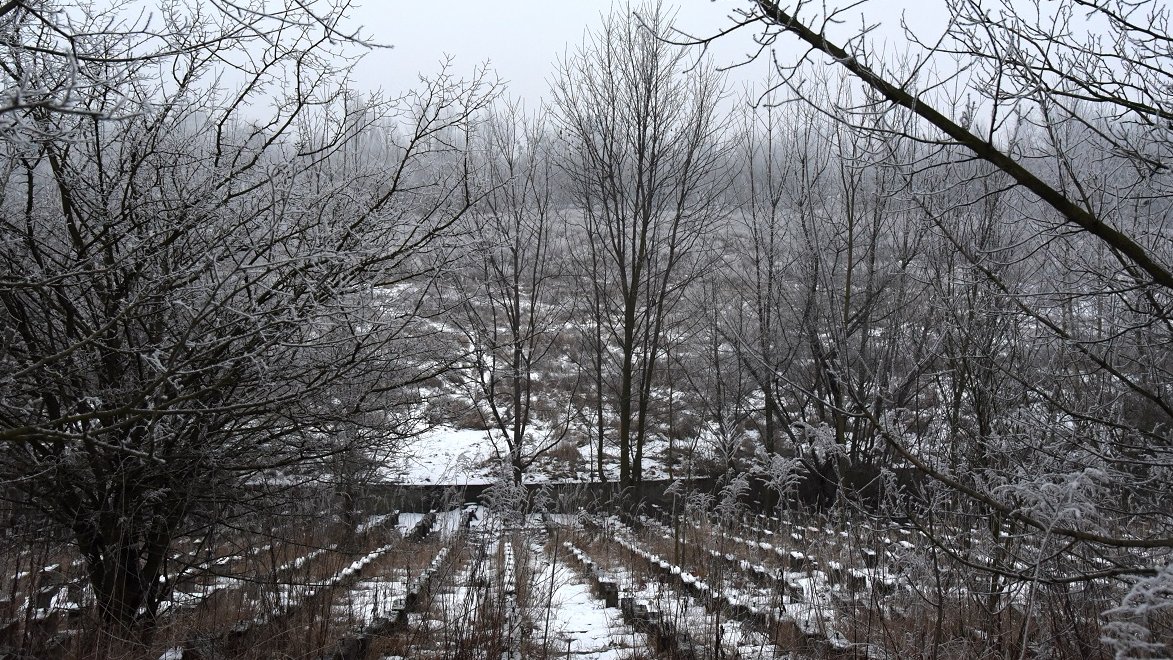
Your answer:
[618,288,639,488]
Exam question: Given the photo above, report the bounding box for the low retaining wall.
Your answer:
[358,478,718,514]
[357,461,922,515]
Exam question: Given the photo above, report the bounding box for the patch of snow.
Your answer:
[378,427,495,485]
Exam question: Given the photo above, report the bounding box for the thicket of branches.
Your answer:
[1,0,1170,656]
[0,0,497,639]
[705,1,1171,655]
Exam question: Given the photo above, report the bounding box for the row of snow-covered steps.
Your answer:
[608,532,797,657]
[638,508,819,571]
[613,533,785,629]
[320,543,459,659]
[305,543,396,597]
[719,528,899,596]
[361,543,457,640]
[562,539,705,659]
[622,521,871,655]
[502,538,521,659]
[398,546,450,614]
[647,504,904,555]
[249,512,442,629]
[502,539,516,595]
[642,510,818,575]
[597,515,857,654]
[628,509,898,602]
[646,508,912,599]
[561,540,619,607]
[228,542,389,635]
[168,540,273,595]
[640,509,904,608]
[702,514,878,574]
[164,542,342,620]
[246,544,391,628]
[614,535,712,599]
[635,513,808,598]
[293,512,442,617]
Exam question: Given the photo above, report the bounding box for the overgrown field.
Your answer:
[3,484,1158,659]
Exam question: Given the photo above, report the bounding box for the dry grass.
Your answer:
[4,502,1149,660]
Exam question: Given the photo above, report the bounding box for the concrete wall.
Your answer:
[358,478,719,514]
[357,460,920,515]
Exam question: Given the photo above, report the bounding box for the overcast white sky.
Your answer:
[347,1,951,104]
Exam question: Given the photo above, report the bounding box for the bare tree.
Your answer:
[726,79,932,496]
[0,2,496,639]
[447,100,575,483]
[717,0,1173,289]
[682,272,756,473]
[727,83,829,458]
[722,0,1173,525]
[552,1,729,486]
[571,209,614,483]
[700,0,1172,652]
[0,1,371,139]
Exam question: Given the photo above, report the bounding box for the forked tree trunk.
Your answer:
[74,505,177,634]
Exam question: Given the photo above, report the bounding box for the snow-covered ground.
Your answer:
[376,425,678,485]
[379,428,497,485]
[534,543,643,658]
